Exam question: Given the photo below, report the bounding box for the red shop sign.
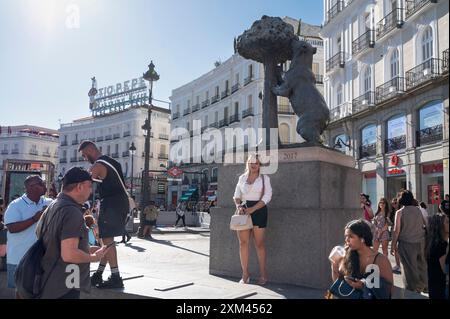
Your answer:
[390,154,399,166]
[388,168,406,176]
[364,172,376,179]
[422,163,443,174]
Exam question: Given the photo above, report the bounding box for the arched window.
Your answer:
[386,114,406,152]
[336,83,343,106]
[361,124,377,146]
[364,67,372,93]
[334,134,349,153]
[418,100,443,146]
[421,26,433,63]
[279,123,290,144]
[390,49,399,79]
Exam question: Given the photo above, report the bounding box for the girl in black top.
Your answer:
[425,213,449,299]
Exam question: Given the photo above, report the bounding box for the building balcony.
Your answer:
[385,135,406,153]
[210,176,218,183]
[326,51,345,72]
[242,107,254,119]
[326,0,344,24]
[244,76,253,86]
[11,149,19,154]
[159,134,169,140]
[229,114,239,124]
[70,157,78,163]
[201,126,208,133]
[61,141,68,146]
[406,0,437,20]
[352,30,375,56]
[142,152,154,158]
[59,158,67,163]
[405,58,442,90]
[359,143,377,159]
[376,8,404,40]
[170,137,180,143]
[113,133,120,139]
[315,74,324,84]
[201,99,210,108]
[29,150,38,155]
[219,119,229,128]
[278,104,294,114]
[192,104,200,112]
[376,77,405,104]
[443,49,449,73]
[183,108,191,116]
[96,136,104,142]
[123,131,131,137]
[329,102,352,122]
[221,89,229,100]
[71,140,79,145]
[105,135,112,141]
[1,150,8,155]
[209,121,219,129]
[158,153,169,160]
[416,124,443,147]
[231,83,240,94]
[42,152,51,157]
[211,95,220,104]
[352,91,376,114]
[173,112,180,119]
[122,151,130,157]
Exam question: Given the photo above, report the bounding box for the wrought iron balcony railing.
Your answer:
[229,114,239,124]
[231,83,240,94]
[70,157,77,163]
[158,153,169,160]
[326,0,344,24]
[159,134,169,140]
[315,74,324,84]
[105,135,112,141]
[113,133,120,139]
[61,141,68,146]
[359,143,377,158]
[172,112,180,119]
[59,158,67,163]
[211,95,220,104]
[219,119,229,128]
[209,121,219,129]
[352,91,376,114]
[416,124,443,147]
[1,150,8,155]
[385,135,406,153]
[122,151,130,157]
[123,131,131,137]
[183,108,191,116]
[376,8,404,40]
[406,0,437,20]
[406,58,442,90]
[71,139,79,145]
[352,30,375,55]
[376,77,405,104]
[221,90,229,100]
[244,76,253,86]
[442,49,449,73]
[242,107,254,118]
[96,136,104,142]
[329,102,352,122]
[326,51,345,72]
[192,104,200,112]
[201,99,210,108]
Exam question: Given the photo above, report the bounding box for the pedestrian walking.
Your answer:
[373,198,390,256]
[175,202,186,228]
[142,201,158,239]
[390,197,402,274]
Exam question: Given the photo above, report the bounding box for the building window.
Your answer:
[421,26,433,63]
[334,134,349,153]
[390,49,400,79]
[364,67,372,93]
[248,95,253,109]
[361,124,377,146]
[336,84,343,106]
[386,115,406,152]
[419,101,442,130]
[248,64,253,78]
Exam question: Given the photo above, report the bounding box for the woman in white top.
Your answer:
[233,154,272,285]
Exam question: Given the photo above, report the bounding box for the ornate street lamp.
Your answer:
[129,142,136,197]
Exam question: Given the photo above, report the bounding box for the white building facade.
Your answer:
[321,0,449,213]
[58,105,171,206]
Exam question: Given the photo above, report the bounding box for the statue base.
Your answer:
[209,146,362,289]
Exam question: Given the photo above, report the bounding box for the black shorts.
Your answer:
[246,200,268,228]
[144,220,156,226]
[98,195,129,238]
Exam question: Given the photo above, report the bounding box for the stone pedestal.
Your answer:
[209,147,362,289]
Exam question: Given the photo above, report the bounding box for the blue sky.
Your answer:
[0,0,323,130]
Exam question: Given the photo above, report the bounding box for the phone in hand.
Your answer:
[344,276,358,282]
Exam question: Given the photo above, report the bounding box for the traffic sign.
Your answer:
[167,167,183,177]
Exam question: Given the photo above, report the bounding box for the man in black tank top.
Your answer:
[79,141,128,289]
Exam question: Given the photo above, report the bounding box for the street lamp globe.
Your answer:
[129,142,136,155]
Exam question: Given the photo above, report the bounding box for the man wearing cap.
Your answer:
[4,175,52,296]
[37,167,110,299]
[78,140,128,288]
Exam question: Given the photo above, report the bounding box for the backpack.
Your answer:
[14,203,59,299]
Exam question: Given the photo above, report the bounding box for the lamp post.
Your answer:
[141,61,160,211]
[129,142,136,197]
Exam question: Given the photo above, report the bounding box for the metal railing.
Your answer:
[173,112,180,119]
[416,124,443,146]
[61,141,68,146]
[42,152,51,157]
[209,121,219,129]
[359,143,377,158]
[385,135,406,152]
[326,0,344,24]
[376,8,404,40]
[105,135,112,141]
[202,99,210,108]
[123,131,131,137]
[244,76,253,86]
[221,90,229,99]
[376,77,405,104]
[229,114,239,124]
[352,30,375,55]
[352,91,376,114]
[442,49,449,72]
[211,94,220,104]
[183,108,191,116]
[59,158,67,163]
[278,104,294,114]
[159,134,169,140]
[158,153,169,160]
[96,136,104,142]
[405,58,442,90]
[1,150,8,155]
[219,119,229,128]
[210,176,218,183]
[231,83,240,94]
[122,151,129,157]
[111,152,119,158]
[242,107,254,118]
[113,133,120,139]
[192,104,200,112]
[71,140,79,145]
[329,102,352,122]
[29,150,38,155]
[315,74,324,84]
[406,0,437,20]
[70,157,77,163]
[326,51,345,72]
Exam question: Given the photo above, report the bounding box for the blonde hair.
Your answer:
[244,154,261,175]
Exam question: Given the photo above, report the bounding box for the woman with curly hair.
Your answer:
[373,198,390,256]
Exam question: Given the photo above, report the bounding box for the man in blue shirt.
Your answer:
[4,175,53,295]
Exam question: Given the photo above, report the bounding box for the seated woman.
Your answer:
[330,219,394,299]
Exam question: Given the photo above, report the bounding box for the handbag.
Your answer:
[96,159,136,216]
[230,174,265,231]
[329,277,363,299]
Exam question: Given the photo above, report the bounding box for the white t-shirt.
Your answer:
[233,174,272,205]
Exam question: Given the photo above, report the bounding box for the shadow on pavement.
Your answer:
[123,242,147,253]
[148,238,210,258]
